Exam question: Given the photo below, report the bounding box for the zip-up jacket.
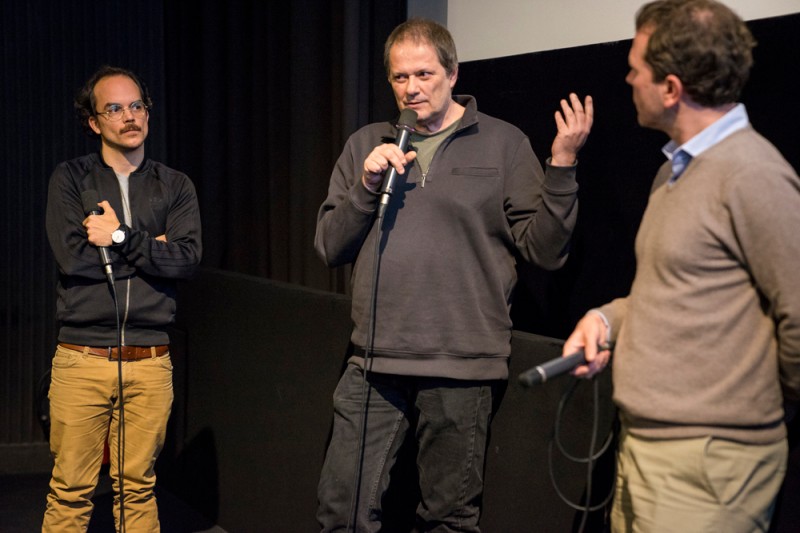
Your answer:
[46,152,202,346]
[315,96,578,380]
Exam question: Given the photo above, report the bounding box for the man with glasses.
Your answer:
[43,65,202,531]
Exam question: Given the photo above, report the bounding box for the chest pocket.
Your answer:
[449,167,502,212]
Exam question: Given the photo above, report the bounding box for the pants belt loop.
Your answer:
[150,346,157,359]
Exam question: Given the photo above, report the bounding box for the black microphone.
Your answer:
[81,189,114,284]
[518,350,586,387]
[377,108,418,219]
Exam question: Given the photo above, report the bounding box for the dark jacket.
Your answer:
[315,96,578,380]
[46,153,202,346]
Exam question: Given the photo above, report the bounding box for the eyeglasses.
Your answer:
[95,101,149,121]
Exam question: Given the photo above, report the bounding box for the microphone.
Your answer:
[518,350,586,387]
[81,189,114,284]
[377,108,418,219]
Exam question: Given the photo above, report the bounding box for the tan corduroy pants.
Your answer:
[42,344,173,532]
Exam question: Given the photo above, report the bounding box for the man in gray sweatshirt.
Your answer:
[315,17,592,532]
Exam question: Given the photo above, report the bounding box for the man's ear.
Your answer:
[88,116,101,135]
[449,64,459,89]
[663,73,683,107]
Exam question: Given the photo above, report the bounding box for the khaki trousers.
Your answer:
[611,428,787,533]
[42,344,173,532]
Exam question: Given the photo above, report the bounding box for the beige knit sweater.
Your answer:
[601,127,800,444]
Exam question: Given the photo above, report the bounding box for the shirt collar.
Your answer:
[661,103,749,182]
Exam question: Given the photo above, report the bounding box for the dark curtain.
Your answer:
[162,0,405,293]
[458,13,800,339]
[0,0,406,448]
[0,0,168,447]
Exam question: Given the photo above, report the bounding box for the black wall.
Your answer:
[457,13,800,339]
[168,268,617,532]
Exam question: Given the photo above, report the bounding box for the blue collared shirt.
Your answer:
[661,103,750,184]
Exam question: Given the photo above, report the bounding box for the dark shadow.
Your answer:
[158,427,220,525]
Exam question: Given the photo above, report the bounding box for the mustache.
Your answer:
[120,124,142,134]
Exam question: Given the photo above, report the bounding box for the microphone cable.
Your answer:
[106,272,129,531]
[345,111,417,531]
[81,189,128,529]
[345,212,382,532]
[547,375,616,533]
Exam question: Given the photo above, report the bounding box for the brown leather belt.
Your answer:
[59,343,169,361]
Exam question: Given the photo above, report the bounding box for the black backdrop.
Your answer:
[458,13,800,340]
[0,0,405,454]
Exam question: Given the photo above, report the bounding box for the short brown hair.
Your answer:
[636,0,756,107]
[384,18,458,78]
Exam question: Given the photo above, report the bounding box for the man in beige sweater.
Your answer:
[563,1,800,532]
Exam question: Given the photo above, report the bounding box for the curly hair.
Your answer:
[636,0,756,107]
[383,18,458,79]
[74,65,153,138]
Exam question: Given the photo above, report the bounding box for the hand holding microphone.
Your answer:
[81,189,117,284]
[519,311,614,387]
[517,342,614,387]
[364,108,418,219]
[518,349,588,387]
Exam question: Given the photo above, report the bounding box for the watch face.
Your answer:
[112,229,125,244]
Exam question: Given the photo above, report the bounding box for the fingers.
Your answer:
[557,93,593,132]
[551,93,594,167]
[82,200,120,245]
[83,221,111,247]
[559,94,577,123]
[364,144,410,176]
[362,143,414,191]
[583,94,594,125]
[580,343,611,378]
[574,94,594,133]
[82,201,117,223]
[565,312,611,379]
[98,200,115,215]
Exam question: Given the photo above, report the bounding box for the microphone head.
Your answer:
[81,189,102,216]
[397,108,418,129]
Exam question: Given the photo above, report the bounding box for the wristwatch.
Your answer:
[111,225,127,246]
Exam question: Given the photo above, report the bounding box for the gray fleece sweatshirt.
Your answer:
[315,96,579,380]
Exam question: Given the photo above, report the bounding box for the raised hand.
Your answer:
[551,93,594,167]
